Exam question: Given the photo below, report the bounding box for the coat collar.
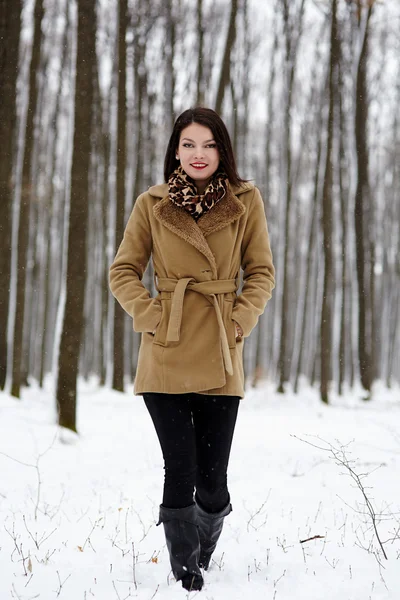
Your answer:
[151,182,251,274]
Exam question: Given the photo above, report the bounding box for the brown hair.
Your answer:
[164,107,246,187]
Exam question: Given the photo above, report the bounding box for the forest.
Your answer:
[0,0,399,431]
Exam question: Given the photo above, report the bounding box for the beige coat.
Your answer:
[109,181,275,398]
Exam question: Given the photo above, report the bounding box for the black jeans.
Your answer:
[143,393,240,513]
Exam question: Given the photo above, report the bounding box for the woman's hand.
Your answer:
[234,321,243,340]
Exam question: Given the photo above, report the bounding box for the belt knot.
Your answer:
[156,277,238,376]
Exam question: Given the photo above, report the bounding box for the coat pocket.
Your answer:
[222,297,237,349]
[153,292,172,347]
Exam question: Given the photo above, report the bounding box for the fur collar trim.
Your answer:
[196,187,245,237]
[153,195,218,274]
[152,186,247,274]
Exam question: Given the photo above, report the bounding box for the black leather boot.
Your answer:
[157,504,204,591]
[196,499,232,570]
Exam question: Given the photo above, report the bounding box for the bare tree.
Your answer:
[39,1,70,388]
[112,0,128,392]
[276,0,305,394]
[353,1,376,395]
[56,0,97,431]
[0,0,21,389]
[320,0,340,404]
[337,56,353,395]
[196,0,204,105]
[164,0,176,131]
[215,0,238,114]
[11,0,44,398]
[293,24,328,394]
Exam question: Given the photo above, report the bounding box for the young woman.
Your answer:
[109,107,275,591]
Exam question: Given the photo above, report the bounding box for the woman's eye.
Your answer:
[206,144,217,148]
[183,143,193,148]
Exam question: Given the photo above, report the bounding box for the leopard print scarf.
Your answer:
[168,165,228,221]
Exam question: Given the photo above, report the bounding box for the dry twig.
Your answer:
[292,435,388,560]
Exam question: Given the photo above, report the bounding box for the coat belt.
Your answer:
[156,277,238,376]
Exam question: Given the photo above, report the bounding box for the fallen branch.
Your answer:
[300,534,325,544]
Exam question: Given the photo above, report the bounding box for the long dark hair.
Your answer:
[164,107,246,187]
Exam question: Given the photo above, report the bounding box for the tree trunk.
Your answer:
[293,86,325,393]
[132,6,145,203]
[40,4,70,388]
[337,59,351,396]
[164,0,176,131]
[320,0,339,404]
[56,0,97,431]
[11,0,44,398]
[100,116,111,387]
[263,2,279,375]
[354,5,375,395]
[214,0,238,115]
[0,0,21,389]
[112,0,128,392]
[276,0,305,393]
[196,0,204,105]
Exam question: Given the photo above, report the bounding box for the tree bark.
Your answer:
[337,59,351,396]
[294,81,326,394]
[11,0,44,398]
[277,0,305,393]
[112,0,128,392]
[196,0,204,105]
[215,0,238,115]
[132,4,145,204]
[0,0,21,389]
[164,0,176,131]
[40,4,70,388]
[354,5,375,395]
[320,0,339,404]
[56,0,97,431]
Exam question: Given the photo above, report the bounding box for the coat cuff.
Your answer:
[231,307,256,338]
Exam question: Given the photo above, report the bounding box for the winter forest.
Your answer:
[1,1,400,599]
[1,0,399,431]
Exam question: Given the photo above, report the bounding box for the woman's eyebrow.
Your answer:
[181,137,215,143]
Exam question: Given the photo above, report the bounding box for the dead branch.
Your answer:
[292,434,388,559]
[300,534,325,544]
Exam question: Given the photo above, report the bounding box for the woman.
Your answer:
[109,107,275,591]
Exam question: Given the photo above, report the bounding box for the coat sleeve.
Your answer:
[231,187,275,337]
[109,194,162,333]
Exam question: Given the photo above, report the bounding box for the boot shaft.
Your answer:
[196,500,232,569]
[157,503,204,591]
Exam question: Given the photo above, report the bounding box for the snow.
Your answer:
[1,379,399,599]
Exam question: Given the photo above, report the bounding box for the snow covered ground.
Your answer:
[1,379,399,599]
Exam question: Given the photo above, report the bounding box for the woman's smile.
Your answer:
[176,122,220,193]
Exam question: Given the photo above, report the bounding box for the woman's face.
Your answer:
[176,123,220,193]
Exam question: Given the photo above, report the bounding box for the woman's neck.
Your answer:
[195,179,210,195]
